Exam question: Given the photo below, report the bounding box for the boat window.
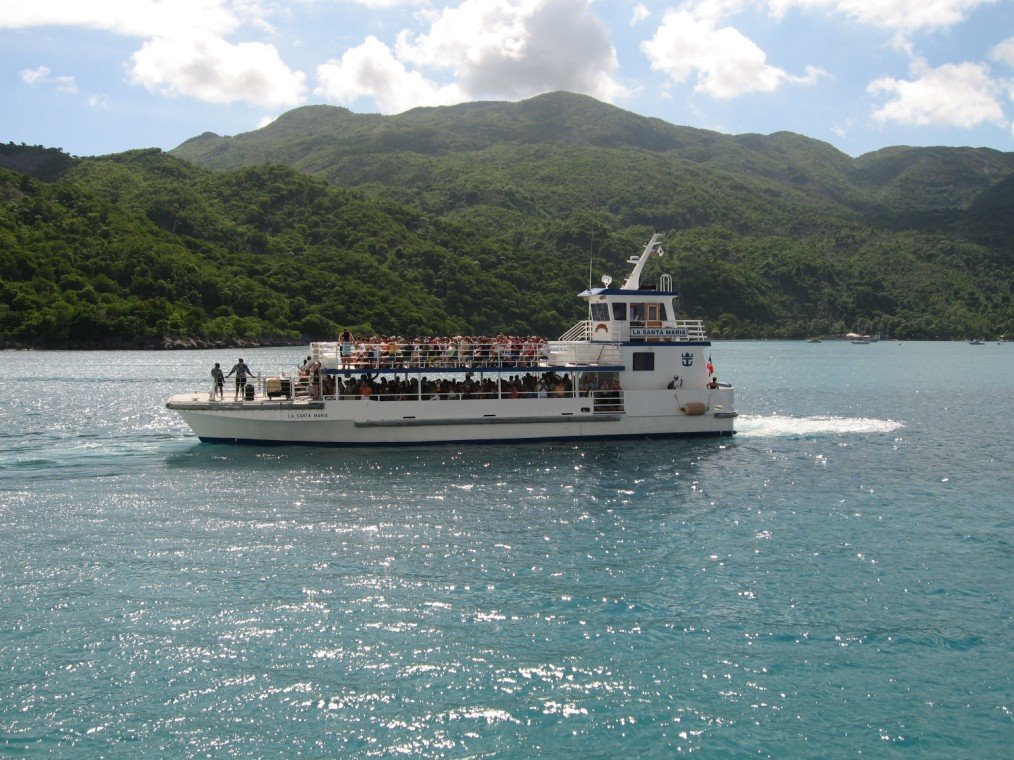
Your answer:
[611,303,626,321]
[629,303,645,322]
[590,303,610,321]
[632,352,655,371]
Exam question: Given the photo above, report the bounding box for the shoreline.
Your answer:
[1,336,306,351]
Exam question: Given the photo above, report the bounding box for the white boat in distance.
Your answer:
[166,232,737,446]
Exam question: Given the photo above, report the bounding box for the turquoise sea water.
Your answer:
[1,341,1011,757]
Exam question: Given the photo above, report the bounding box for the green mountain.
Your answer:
[2,92,1012,347]
[1,146,564,348]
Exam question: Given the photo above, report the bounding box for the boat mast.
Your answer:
[621,232,664,290]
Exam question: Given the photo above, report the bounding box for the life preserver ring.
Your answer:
[595,323,609,333]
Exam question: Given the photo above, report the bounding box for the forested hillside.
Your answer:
[1,149,582,347]
[2,92,1012,348]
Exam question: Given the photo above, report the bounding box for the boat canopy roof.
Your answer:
[579,286,680,298]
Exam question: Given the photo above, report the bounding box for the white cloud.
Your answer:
[3,2,304,108]
[831,118,853,137]
[631,4,651,25]
[0,0,241,38]
[20,65,77,93]
[130,32,306,107]
[339,0,431,7]
[316,35,463,112]
[642,9,824,99]
[765,0,995,33]
[396,0,626,101]
[316,0,626,113]
[867,58,1008,128]
[991,37,1014,67]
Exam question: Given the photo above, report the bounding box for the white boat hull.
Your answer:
[168,389,735,446]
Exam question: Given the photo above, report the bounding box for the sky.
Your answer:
[2,0,1012,158]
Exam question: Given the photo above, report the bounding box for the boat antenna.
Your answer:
[587,231,594,289]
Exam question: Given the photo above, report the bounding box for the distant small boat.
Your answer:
[805,338,821,343]
[968,339,985,345]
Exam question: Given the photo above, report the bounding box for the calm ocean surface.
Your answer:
[1,341,1011,757]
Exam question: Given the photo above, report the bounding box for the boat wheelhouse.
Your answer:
[166,232,736,445]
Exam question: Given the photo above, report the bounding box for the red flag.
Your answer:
[706,355,714,375]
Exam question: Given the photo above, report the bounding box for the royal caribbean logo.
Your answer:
[681,352,694,366]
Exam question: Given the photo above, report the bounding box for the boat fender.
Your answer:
[681,402,707,416]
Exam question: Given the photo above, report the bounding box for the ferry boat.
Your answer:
[166,232,736,446]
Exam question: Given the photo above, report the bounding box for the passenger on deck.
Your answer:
[211,363,224,399]
[707,377,719,389]
[226,358,253,400]
[339,329,355,369]
[599,379,623,411]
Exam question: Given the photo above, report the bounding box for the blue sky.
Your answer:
[2,0,1012,158]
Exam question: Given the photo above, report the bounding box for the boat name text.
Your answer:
[630,327,689,338]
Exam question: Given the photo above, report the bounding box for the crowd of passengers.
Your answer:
[294,364,622,405]
[327,334,550,369]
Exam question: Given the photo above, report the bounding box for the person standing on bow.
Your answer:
[226,358,253,400]
[211,362,225,400]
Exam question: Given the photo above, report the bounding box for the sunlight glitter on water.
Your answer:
[1,343,1011,757]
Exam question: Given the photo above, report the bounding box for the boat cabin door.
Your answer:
[646,303,663,341]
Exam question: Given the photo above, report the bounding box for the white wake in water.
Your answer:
[736,414,905,438]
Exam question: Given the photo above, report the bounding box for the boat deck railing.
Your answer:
[546,341,622,366]
[559,321,592,341]
[311,340,548,370]
[211,378,625,414]
[558,320,709,342]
